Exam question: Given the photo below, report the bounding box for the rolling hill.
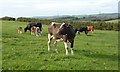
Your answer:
[33,13,118,20]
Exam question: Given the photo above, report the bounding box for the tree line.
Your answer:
[0,16,16,21]
[0,16,119,31]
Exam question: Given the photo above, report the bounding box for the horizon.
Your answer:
[0,0,119,18]
[1,12,118,18]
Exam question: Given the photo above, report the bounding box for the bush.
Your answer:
[0,16,16,21]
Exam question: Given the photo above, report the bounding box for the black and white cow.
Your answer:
[24,22,42,34]
[48,22,76,55]
[74,27,88,35]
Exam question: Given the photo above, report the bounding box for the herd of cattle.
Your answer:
[18,22,42,36]
[18,22,94,55]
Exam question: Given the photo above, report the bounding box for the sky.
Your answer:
[0,0,119,18]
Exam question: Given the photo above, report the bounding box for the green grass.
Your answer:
[2,21,118,70]
[0,20,2,71]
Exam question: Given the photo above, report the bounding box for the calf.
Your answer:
[35,27,41,36]
[31,26,36,35]
[74,27,88,35]
[48,22,76,55]
[18,27,22,34]
[31,26,41,36]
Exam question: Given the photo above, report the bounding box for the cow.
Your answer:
[31,26,41,36]
[24,22,42,35]
[18,27,22,34]
[48,22,76,55]
[75,26,94,35]
[35,27,41,36]
[74,27,88,35]
[86,26,94,32]
[31,26,36,35]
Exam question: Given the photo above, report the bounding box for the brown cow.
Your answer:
[18,27,22,34]
[86,26,94,32]
[35,27,41,36]
[48,22,76,55]
[31,26,36,35]
[31,26,41,36]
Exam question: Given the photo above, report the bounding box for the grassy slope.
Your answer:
[2,21,118,70]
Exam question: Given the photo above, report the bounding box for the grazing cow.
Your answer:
[24,22,42,34]
[86,26,94,32]
[48,22,76,55]
[35,27,41,36]
[74,27,88,35]
[18,27,22,34]
[75,26,94,35]
[31,26,36,35]
[31,26,41,36]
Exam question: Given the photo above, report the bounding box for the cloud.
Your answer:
[0,0,119,17]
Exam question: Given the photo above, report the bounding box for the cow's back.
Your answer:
[27,23,36,30]
[48,22,61,35]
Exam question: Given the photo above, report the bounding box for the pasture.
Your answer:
[105,19,119,23]
[2,21,118,70]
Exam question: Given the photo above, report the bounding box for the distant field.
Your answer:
[105,19,119,23]
[2,21,118,70]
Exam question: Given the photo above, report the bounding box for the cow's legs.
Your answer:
[92,28,94,33]
[48,34,52,51]
[54,41,58,53]
[35,29,39,36]
[85,30,88,35]
[64,42,68,55]
[70,40,74,55]
[38,32,41,36]
[40,31,42,36]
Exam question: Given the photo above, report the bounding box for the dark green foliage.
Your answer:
[17,17,119,31]
[1,16,117,31]
[17,17,38,22]
[0,16,16,21]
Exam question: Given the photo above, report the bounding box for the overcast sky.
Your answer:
[0,0,119,18]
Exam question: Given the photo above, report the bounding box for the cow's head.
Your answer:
[37,22,42,31]
[74,28,78,34]
[57,23,72,35]
[24,27,27,32]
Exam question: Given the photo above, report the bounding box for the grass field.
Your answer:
[0,20,2,71]
[2,21,118,70]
